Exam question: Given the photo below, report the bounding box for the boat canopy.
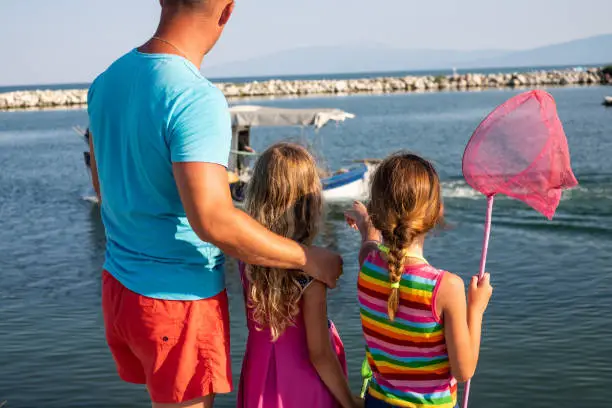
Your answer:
[229,105,355,130]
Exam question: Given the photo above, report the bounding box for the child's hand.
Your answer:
[468,272,493,315]
[345,201,380,241]
[344,201,368,231]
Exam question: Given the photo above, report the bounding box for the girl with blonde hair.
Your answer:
[238,143,361,408]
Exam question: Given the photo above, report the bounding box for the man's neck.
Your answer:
[141,17,214,69]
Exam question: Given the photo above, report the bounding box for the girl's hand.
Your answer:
[344,201,369,231]
[352,395,365,408]
[468,273,493,315]
[345,201,380,241]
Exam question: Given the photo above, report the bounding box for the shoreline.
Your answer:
[1,67,610,111]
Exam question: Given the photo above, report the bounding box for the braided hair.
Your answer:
[368,153,443,321]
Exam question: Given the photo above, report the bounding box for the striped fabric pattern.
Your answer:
[358,251,457,408]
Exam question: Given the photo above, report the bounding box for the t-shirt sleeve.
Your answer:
[87,75,101,119]
[167,85,232,166]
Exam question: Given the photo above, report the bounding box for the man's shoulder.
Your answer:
[168,76,228,114]
[148,55,214,92]
[173,73,221,94]
[88,72,104,98]
[87,72,105,115]
[87,51,135,101]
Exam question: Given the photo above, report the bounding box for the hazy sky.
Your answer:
[1,0,611,86]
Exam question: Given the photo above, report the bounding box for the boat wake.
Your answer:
[81,181,609,204]
[441,180,480,199]
[441,177,612,202]
[81,195,99,204]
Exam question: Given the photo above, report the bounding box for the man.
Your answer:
[87,1,343,407]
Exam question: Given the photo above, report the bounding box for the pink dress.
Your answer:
[237,263,347,408]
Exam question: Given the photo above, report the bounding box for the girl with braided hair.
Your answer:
[346,153,493,408]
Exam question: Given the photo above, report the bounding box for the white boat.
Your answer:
[76,104,375,205]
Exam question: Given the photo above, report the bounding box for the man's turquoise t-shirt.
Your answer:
[87,50,231,300]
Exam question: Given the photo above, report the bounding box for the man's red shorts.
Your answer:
[101,270,232,404]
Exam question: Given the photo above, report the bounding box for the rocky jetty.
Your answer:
[216,68,608,98]
[0,89,87,110]
[1,68,610,111]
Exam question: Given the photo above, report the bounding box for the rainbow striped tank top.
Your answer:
[358,250,457,408]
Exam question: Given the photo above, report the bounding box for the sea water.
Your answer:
[1,86,611,408]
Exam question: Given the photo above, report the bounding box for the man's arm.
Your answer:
[88,131,101,202]
[173,162,342,287]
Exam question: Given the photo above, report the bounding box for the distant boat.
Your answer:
[224,105,374,204]
[74,105,377,205]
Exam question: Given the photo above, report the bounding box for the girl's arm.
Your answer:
[303,281,358,408]
[357,240,380,268]
[345,201,381,267]
[436,272,492,382]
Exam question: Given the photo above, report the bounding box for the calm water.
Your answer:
[1,86,611,408]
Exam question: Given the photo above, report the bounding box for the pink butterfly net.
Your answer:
[460,90,577,408]
[463,89,578,219]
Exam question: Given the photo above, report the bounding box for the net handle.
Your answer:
[478,194,494,280]
[462,194,495,408]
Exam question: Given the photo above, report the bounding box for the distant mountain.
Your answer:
[203,46,510,78]
[203,34,612,78]
[464,34,612,69]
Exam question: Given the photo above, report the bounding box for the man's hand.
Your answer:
[302,246,343,289]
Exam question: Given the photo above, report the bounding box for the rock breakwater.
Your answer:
[0,89,88,111]
[216,68,609,98]
[1,68,610,110]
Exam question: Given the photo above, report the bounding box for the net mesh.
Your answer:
[462,90,578,219]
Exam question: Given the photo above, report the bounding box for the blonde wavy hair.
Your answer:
[244,142,323,341]
[368,153,444,321]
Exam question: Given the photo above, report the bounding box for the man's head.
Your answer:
[158,0,234,55]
